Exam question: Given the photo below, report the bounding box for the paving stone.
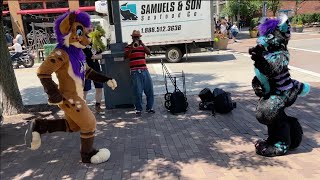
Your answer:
[1,90,320,180]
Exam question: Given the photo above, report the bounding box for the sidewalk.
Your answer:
[1,90,320,179]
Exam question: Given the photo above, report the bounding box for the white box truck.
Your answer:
[102,0,215,63]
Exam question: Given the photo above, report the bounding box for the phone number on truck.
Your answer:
[141,25,182,33]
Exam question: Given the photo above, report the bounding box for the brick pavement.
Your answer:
[1,88,320,180]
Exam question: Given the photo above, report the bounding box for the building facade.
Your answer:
[2,0,97,42]
[212,0,228,21]
[274,1,320,17]
[214,0,320,21]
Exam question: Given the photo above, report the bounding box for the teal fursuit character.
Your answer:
[249,14,310,157]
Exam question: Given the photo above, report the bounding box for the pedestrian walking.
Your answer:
[220,20,228,36]
[231,22,239,43]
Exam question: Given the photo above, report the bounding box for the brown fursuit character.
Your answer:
[24,10,117,164]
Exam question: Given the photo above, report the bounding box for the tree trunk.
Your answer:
[295,1,298,15]
[0,2,24,115]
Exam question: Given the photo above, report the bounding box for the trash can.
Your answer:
[102,50,134,109]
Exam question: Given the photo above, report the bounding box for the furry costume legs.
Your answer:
[25,96,110,164]
[254,82,308,157]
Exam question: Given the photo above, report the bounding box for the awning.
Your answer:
[17,6,95,15]
[79,6,95,12]
[17,8,69,15]
[2,11,9,16]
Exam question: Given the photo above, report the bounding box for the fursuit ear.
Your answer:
[59,12,77,35]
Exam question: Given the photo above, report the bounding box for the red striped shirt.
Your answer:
[125,45,147,71]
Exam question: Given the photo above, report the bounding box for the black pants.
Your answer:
[11,52,22,61]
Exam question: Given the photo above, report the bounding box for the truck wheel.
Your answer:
[166,47,182,63]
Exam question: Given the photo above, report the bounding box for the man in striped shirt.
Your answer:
[125,30,155,115]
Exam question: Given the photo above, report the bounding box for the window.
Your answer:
[20,2,44,10]
[2,2,9,11]
[79,0,96,7]
[46,1,68,9]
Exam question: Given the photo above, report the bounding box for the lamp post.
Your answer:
[100,0,134,109]
[262,0,267,17]
[111,0,123,44]
[237,0,240,31]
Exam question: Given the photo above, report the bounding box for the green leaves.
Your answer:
[250,17,260,30]
[89,25,107,52]
[291,13,320,24]
[221,0,263,19]
[267,0,282,16]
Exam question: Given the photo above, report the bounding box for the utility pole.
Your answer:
[216,1,220,19]
[237,0,240,31]
[111,0,123,44]
[101,0,135,109]
[262,0,267,17]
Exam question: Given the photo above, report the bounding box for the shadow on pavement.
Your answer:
[236,31,252,40]
[1,85,319,179]
[20,86,49,106]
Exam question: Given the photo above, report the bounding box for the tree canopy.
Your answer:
[221,0,263,21]
[267,0,282,16]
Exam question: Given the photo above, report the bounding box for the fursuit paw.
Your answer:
[255,139,268,153]
[25,120,42,150]
[31,132,41,150]
[107,79,117,90]
[48,100,63,106]
[90,148,111,164]
[256,142,289,157]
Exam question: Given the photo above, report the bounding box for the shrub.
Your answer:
[291,13,320,24]
[297,16,303,25]
[315,13,320,22]
[291,16,297,24]
[249,17,260,31]
[311,13,318,23]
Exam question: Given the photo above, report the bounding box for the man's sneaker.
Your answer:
[135,111,142,116]
[95,105,104,113]
[146,109,155,114]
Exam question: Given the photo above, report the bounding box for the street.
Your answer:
[228,32,320,75]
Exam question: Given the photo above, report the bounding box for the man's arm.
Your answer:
[8,43,15,50]
[124,44,133,59]
[37,49,66,105]
[140,41,151,55]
